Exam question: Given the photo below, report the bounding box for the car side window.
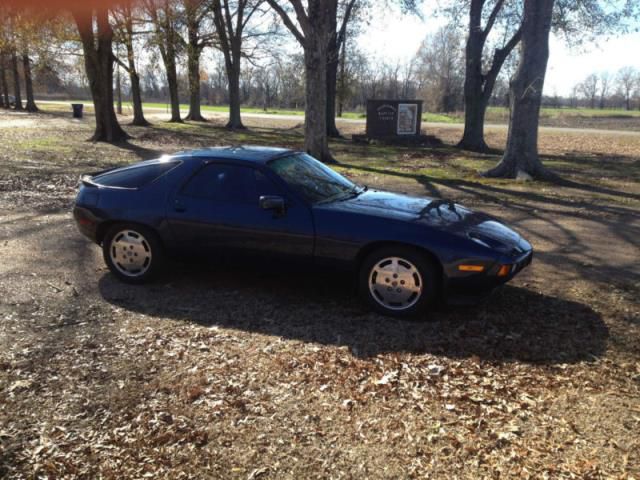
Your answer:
[182,164,281,204]
[254,170,282,197]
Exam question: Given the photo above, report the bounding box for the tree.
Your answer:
[481,0,640,179]
[578,73,598,109]
[72,5,129,142]
[326,0,356,137]
[451,0,639,153]
[484,0,555,179]
[15,10,39,112]
[266,0,336,163]
[22,47,37,112]
[8,50,22,111]
[0,54,8,108]
[7,11,23,111]
[456,0,522,152]
[113,0,151,126]
[146,0,184,122]
[598,71,609,109]
[184,0,215,121]
[616,66,637,111]
[336,45,366,116]
[211,0,262,129]
[414,25,465,113]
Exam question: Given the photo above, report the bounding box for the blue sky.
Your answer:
[356,3,640,96]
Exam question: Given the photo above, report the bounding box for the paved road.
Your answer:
[37,100,640,137]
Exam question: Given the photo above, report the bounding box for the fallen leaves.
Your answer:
[1,110,639,479]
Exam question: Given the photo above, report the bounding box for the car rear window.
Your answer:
[93,162,179,188]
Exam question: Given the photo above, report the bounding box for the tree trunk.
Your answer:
[304,39,334,163]
[484,0,555,180]
[226,61,245,129]
[10,49,23,111]
[459,0,521,153]
[122,12,149,126]
[73,8,128,142]
[22,49,38,112]
[325,9,340,138]
[266,0,335,163]
[326,49,341,137]
[0,55,9,109]
[185,47,205,121]
[459,46,487,149]
[116,63,123,115]
[211,0,246,129]
[157,27,182,123]
[459,6,488,152]
[164,53,182,122]
[129,70,149,126]
[165,53,181,122]
[184,0,205,122]
[337,35,346,118]
[460,95,490,151]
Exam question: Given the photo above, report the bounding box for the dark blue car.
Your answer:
[73,146,532,317]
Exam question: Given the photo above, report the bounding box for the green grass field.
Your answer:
[40,99,640,130]
[119,101,464,123]
[45,99,466,123]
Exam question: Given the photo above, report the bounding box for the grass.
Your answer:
[40,98,640,131]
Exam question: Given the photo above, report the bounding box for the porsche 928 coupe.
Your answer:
[73,146,532,317]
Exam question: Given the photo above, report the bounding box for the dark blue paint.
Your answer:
[73,146,533,301]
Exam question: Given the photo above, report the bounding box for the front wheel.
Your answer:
[359,246,438,318]
[102,224,164,284]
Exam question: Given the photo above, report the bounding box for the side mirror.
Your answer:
[259,195,286,215]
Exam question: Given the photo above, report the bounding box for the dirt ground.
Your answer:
[0,108,639,479]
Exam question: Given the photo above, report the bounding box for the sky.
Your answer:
[355,3,640,96]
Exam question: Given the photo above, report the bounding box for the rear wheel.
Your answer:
[102,224,164,284]
[359,246,438,318]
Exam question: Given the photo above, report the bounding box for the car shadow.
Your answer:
[98,262,608,364]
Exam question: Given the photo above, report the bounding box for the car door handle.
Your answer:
[174,200,186,213]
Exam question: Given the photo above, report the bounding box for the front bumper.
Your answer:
[444,249,533,302]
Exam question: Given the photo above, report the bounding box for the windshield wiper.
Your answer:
[344,185,367,199]
[323,185,366,204]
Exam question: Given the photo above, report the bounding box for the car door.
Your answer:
[166,160,315,260]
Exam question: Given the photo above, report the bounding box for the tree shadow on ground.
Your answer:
[340,162,640,288]
[111,140,164,161]
[98,262,608,364]
[126,124,305,153]
[341,162,640,216]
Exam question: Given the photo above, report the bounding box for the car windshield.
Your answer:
[268,153,361,204]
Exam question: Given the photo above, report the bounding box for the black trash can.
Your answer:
[71,103,84,119]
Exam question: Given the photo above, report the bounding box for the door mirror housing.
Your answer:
[259,195,286,215]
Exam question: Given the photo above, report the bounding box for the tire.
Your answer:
[359,246,438,318]
[102,223,164,284]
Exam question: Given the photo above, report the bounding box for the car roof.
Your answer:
[173,146,296,164]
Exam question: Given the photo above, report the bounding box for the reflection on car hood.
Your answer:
[321,189,524,251]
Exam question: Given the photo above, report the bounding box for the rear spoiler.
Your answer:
[79,167,119,188]
[80,175,99,188]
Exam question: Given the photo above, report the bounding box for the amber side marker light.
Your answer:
[497,265,512,277]
[458,265,485,272]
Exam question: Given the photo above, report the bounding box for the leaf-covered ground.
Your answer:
[0,107,639,479]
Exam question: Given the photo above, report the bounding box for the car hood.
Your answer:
[320,190,526,253]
